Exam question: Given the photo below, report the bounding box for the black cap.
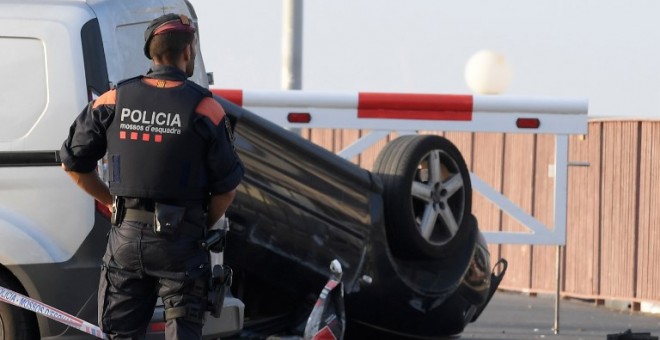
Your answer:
[143,13,196,59]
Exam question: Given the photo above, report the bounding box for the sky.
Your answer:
[190,0,660,118]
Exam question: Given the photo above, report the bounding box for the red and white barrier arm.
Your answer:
[212,89,588,135]
[0,285,107,339]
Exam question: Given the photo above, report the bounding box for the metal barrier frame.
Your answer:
[213,89,589,246]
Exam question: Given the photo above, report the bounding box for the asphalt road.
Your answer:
[461,291,660,340]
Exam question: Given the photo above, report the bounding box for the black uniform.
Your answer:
[60,65,244,339]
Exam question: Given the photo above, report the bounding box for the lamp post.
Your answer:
[281,0,303,135]
[465,50,564,334]
[281,0,303,90]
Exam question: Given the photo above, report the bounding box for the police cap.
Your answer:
[143,13,196,59]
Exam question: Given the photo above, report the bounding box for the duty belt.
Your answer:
[123,209,156,224]
[120,208,204,238]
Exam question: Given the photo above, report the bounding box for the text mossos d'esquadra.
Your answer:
[119,108,182,134]
[0,287,77,325]
[18,297,73,322]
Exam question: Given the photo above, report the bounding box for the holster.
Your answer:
[201,229,227,253]
[207,264,233,318]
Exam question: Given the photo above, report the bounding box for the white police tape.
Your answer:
[0,285,107,339]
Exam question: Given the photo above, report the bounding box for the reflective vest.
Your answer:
[106,76,210,200]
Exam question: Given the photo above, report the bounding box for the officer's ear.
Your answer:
[182,44,191,62]
[190,42,196,60]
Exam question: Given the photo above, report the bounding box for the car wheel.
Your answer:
[373,135,472,260]
[0,270,39,340]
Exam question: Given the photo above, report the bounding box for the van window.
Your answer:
[116,22,151,80]
[0,37,47,141]
[82,19,110,96]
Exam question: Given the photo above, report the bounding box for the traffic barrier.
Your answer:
[212,88,589,246]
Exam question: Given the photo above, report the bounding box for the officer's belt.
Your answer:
[122,208,204,238]
[123,209,155,224]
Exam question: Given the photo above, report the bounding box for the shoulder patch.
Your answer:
[142,78,182,88]
[224,116,237,154]
[92,89,117,109]
[196,97,225,125]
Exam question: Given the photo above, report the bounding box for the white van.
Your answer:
[0,0,243,338]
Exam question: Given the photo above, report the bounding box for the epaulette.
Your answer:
[116,75,143,88]
[186,80,212,97]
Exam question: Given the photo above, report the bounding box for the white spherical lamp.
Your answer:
[464,50,512,94]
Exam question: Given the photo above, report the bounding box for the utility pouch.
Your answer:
[111,196,125,226]
[153,203,186,236]
[207,264,233,318]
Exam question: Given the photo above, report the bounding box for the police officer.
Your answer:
[60,13,244,339]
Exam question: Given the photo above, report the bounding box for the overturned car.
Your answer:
[213,92,507,338]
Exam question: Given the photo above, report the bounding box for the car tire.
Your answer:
[0,269,39,340]
[373,135,472,260]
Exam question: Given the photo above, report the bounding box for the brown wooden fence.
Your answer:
[303,119,660,306]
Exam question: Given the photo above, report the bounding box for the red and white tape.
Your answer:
[0,285,106,339]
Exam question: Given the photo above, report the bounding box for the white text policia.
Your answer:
[120,108,182,127]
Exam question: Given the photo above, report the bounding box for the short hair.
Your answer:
[148,31,195,64]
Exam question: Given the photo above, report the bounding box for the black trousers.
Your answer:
[98,220,209,340]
